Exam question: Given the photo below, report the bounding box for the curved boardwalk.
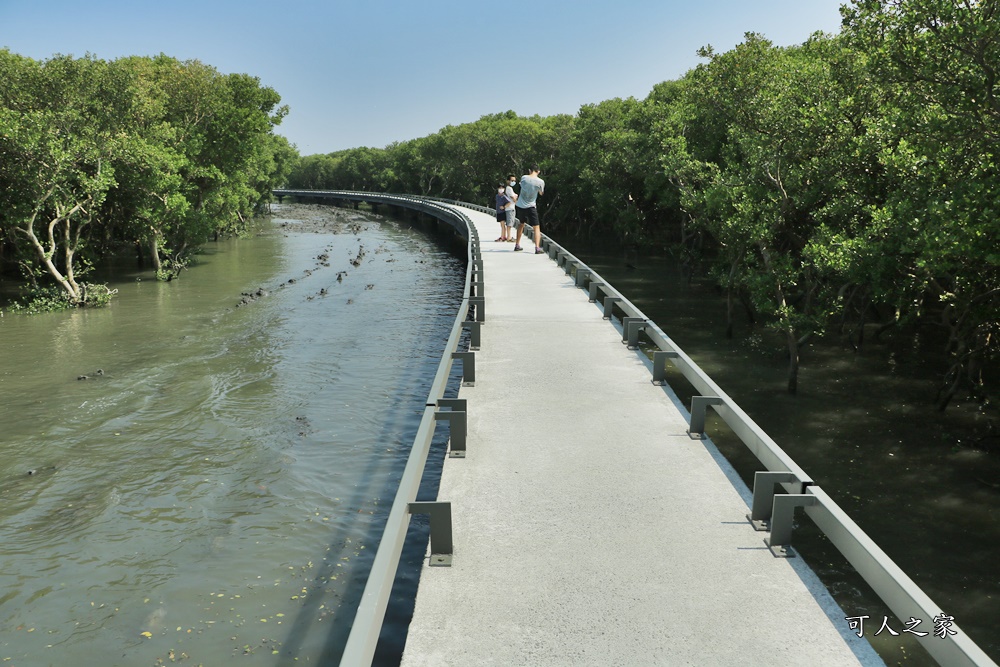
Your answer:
[401,206,883,666]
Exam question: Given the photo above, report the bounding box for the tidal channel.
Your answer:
[0,203,465,666]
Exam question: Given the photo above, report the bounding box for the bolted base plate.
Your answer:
[766,540,797,559]
[449,451,466,459]
[429,554,452,567]
[746,514,769,532]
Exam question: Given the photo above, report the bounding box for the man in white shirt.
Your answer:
[513,164,545,254]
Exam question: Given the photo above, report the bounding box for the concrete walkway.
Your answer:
[401,207,883,667]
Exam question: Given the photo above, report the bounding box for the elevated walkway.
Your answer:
[400,206,881,666]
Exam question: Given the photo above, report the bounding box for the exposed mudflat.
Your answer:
[268,201,381,235]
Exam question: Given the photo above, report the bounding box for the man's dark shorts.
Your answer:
[516,205,539,228]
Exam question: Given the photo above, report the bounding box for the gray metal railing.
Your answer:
[274,191,481,665]
[535,234,997,667]
[273,190,996,667]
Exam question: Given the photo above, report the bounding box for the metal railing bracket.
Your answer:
[747,471,803,530]
[765,494,820,558]
[462,320,481,350]
[603,296,622,320]
[407,501,453,566]
[651,350,680,385]
[469,296,485,323]
[452,351,476,386]
[434,404,467,458]
[687,396,724,439]
[622,317,648,349]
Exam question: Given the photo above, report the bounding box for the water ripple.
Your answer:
[0,211,464,664]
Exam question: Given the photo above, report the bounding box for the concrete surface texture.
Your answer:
[400,207,884,667]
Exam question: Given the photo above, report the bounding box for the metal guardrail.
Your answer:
[274,191,481,665]
[273,190,997,667]
[534,234,998,667]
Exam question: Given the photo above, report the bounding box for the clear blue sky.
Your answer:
[1,0,848,155]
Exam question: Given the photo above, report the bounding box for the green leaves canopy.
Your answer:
[0,50,295,301]
[285,0,998,401]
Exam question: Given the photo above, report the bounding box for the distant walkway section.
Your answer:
[400,206,882,666]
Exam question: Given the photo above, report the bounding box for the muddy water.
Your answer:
[0,204,464,666]
[566,245,1000,666]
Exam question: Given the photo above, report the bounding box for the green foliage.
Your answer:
[6,282,118,313]
[6,285,73,314]
[287,110,573,221]
[841,0,1000,407]
[283,1,997,402]
[0,49,296,300]
[557,97,678,243]
[79,282,119,307]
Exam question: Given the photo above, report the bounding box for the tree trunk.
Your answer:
[21,217,81,302]
[786,328,800,395]
[725,289,735,339]
[936,362,961,411]
[874,308,899,341]
[62,219,81,297]
[855,302,867,350]
[725,258,741,339]
[149,236,162,274]
[740,292,757,324]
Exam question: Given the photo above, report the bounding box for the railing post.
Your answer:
[651,350,679,385]
[452,351,475,386]
[462,320,481,350]
[766,494,820,558]
[469,296,485,323]
[407,501,453,566]
[747,472,803,530]
[603,296,621,320]
[575,268,590,288]
[687,396,724,439]
[589,282,605,303]
[622,317,647,349]
[435,399,467,458]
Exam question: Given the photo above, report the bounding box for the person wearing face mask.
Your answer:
[495,182,512,241]
[503,174,518,242]
[513,164,545,253]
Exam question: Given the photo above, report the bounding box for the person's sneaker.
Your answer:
[535,247,545,254]
[514,245,523,251]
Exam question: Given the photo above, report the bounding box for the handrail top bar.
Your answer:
[805,486,995,667]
